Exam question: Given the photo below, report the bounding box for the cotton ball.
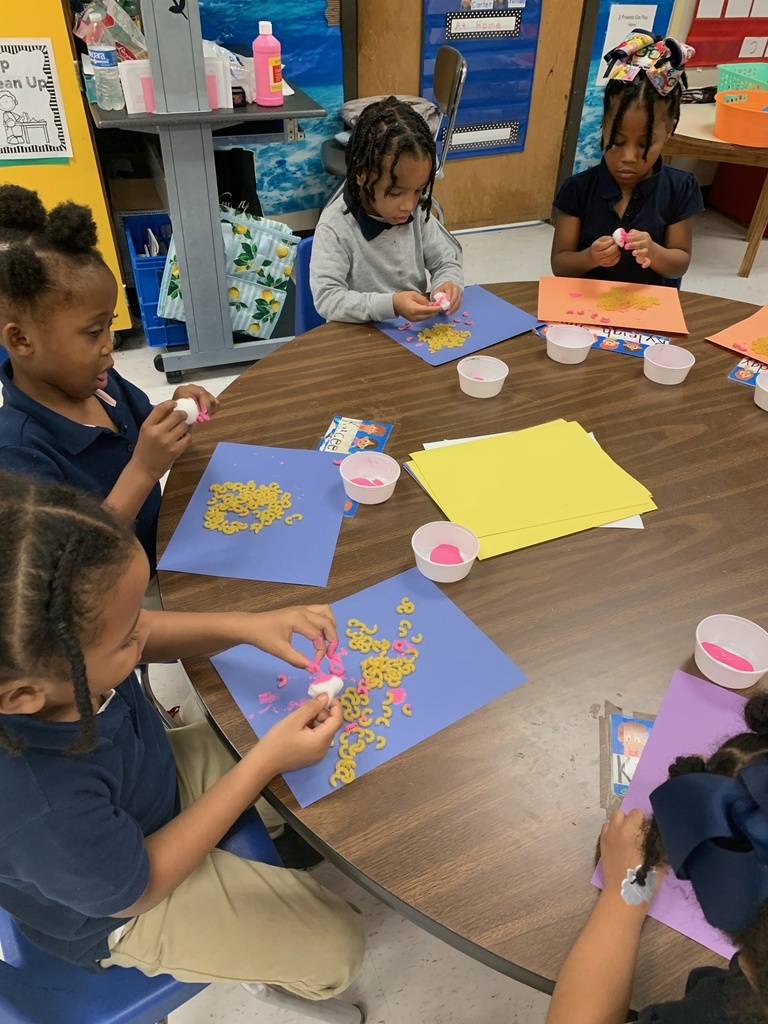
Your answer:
[307,675,343,703]
[433,290,451,312]
[612,228,628,248]
[174,397,200,425]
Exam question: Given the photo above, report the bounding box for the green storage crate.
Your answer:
[718,62,768,92]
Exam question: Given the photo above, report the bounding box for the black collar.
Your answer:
[343,188,413,241]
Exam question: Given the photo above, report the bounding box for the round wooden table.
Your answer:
[158,283,768,1008]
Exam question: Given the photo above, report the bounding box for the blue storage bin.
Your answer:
[124,213,188,349]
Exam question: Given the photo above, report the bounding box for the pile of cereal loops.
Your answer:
[417,323,471,354]
[329,597,420,789]
[750,337,768,357]
[203,480,302,535]
[596,287,660,313]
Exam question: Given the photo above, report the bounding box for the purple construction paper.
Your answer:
[211,567,527,807]
[593,670,746,958]
[373,284,540,366]
[157,442,346,587]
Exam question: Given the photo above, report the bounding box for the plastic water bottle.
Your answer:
[253,21,283,107]
[84,9,125,111]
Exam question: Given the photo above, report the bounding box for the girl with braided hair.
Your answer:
[310,96,463,323]
[0,184,217,573]
[546,693,768,1024]
[551,34,703,287]
[0,472,365,994]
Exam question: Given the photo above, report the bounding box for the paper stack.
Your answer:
[405,420,656,559]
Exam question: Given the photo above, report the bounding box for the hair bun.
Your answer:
[669,754,707,777]
[0,185,47,234]
[45,201,98,253]
[744,692,768,736]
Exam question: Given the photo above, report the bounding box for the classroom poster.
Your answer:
[0,39,72,162]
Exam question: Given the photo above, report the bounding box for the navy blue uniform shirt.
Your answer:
[0,363,161,571]
[636,956,747,1023]
[0,673,177,968]
[554,158,704,286]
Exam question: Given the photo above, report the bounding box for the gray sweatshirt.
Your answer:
[310,194,464,323]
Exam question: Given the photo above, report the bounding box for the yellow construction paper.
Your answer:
[408,420,653,538]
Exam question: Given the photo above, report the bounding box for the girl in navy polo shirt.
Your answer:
[551,34,704,287]
[0,473,365,998]
[546,694,768,1024]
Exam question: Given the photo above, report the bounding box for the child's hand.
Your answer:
[599,808,659,901]
[172,384,219,419]
[432,281,462,316]
[256,695,344,775]
[590,236,621,268]
[133,400,191,481]
[241,605,338,669]
[394,291,440,322]
[624,230,654,270]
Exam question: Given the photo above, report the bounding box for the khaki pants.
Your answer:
[102,723,366,999]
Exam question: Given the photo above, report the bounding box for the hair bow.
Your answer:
[603,34,695,97]
[650,759,768,932]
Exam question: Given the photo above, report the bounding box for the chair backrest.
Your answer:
[432,45,467,177]
[295,236,326,336]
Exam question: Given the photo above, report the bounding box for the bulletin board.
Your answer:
[420,0,543,159]
[687,0,768,66]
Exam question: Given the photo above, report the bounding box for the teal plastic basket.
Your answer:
[718,62,768,92]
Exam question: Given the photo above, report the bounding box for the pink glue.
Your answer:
[253,21,283,107]
[701,641,754,673]
[430,543,463,565]
[351,477,384,486]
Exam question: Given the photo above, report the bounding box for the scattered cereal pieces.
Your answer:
[398,619,412,638]
[375,735,387,750]
[409,633,423,644]
[332,459,343,465]
[402,704,413,717]
[597,286,660,313]
[284,513,303,526]
[751,337,768,356]
[397,325,406,331]
[462,310,469,316]
[465,320,474,325]
[396,599,415,614]
[417,323,471,354]
[203,480,293,535]
[406,335,414,342]
[453,317,461,323]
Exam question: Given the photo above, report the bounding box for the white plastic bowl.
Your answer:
[457,355,509,398]
[411,521,480,583]
[545,325,593,365]
[643,344,695,385]
[694,614,768,689]
[755,370,768,411]
[339,452,400,505]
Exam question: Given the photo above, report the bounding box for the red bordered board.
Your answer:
[688,0,768,66]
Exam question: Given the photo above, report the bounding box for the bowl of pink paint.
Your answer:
[339,451,401,505]
[457,355,509,398]
[411,521,479,583]
[694,614,768,689]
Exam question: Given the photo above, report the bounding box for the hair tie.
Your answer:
[650,758,768,932]
[603,34,694,97]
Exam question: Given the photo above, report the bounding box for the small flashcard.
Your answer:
[599,702,656,812]
[317,415,395,518]
[728,357,768,387]
[212,568,527,807]
[373,284,540,366]
[536,324,670,358]
[157,442,346,587]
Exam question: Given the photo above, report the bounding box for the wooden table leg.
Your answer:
[739,170,768,277]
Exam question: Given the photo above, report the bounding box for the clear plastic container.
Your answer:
[83,9,125,110]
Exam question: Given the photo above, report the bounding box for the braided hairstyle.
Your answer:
[0,184,106,320]
[343,97,437,221]
[636,693,768,1022]
[0,472,137,757]
[603,67,686,162]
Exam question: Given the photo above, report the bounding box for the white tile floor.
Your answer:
[113,209,766,1024]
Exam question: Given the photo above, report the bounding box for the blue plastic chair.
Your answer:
[294,236,325,336]
[0,808,282,1024]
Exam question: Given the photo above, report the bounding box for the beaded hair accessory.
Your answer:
[603,33,695,97]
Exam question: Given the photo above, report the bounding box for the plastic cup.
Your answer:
[411,521,480,583]
[755,370,768,411]
[339,452,400,505]
[545,325,593,364]
[643,344,695,385]
[694,614,768,689]
[457,355,509,398]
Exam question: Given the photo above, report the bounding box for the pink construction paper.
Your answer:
[593,669,746,959]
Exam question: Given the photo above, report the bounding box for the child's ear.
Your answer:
[2,321,32,357]
[0,679,48,716]
[355,171,366,187]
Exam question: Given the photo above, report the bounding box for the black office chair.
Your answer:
[320,45,468,222]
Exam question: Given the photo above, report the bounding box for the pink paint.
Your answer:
[591,313,599,319]
[392,640,407,654]
[357,682,369,696]
[733,343,748,352]
[388,687,407,705]
[327,639,339,658]
[196,408,211,423]
[569,292,582,298]
[277,674,288,688]
[344,723,358,733]
[328,656,345,676]
[332,459,343,465]
[351,476,384,486]
[258,691,278,705]
[566,310,574,315]
[406,335,414,342]
[577,310,585,315]
[248,713,254,719]
[397,326,406,331]
[453,317,461,323]
[404,321,412,327]
[430,542,463,565]
[470,375,485,381]
[465,320,474,325]
[462,310,469,315]
[701,641,754,672]
[311,670,335,685]
[601,317,611,324]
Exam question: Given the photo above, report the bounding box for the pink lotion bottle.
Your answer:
[253,21,283,107]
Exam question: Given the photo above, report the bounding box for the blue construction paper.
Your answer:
[211,567,527,807]
[157,442,346,587]
[373,284,540,366]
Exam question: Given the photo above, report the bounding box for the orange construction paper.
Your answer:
[538,276,688,336]
[707,304,768,364]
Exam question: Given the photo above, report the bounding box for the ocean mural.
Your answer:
[199,0,343,215]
